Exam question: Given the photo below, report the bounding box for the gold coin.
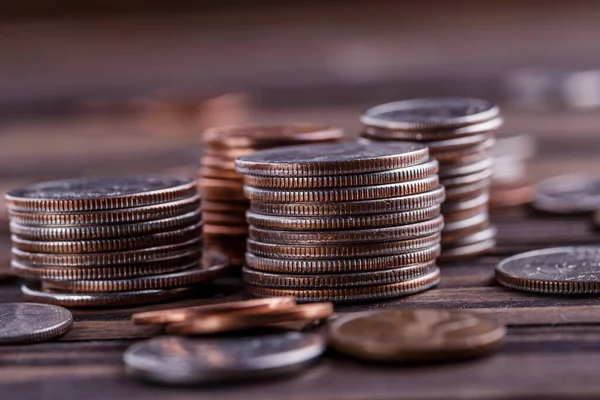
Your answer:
[328,309,505,362]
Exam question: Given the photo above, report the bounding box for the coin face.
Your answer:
[533,174,600,214]
[0,303,73,344]
[124,332,327,384]
[496,247,600,294]
[329,309,505,362]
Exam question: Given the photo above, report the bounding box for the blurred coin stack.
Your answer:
[200,124,344,266]
[6,175,228,308]
[236,141,444,302]
[361,98,503,261]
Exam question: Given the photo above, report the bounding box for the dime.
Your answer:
[490,180,535,208]
[235,141,429,177]
[250,186,446,216]
[6,175,197,212]
[246,234,441,259]
[362,118,503,141]
[246,206,440,231]
[166,303,334,335]
[247,267,440,302]
[124,332,327,384]
[328,309,505,362]
[244,175,439,202]
[249,214,444,244]
[439,239,496,262]
[22,284,193,307]
[246,245,440,274]
[242,261,437,288]
[132,297,297,325]
[533,174,599,214]
[243,159,439,189]
[0,303,73,344]
[438,157,494,178]
[495,247,600,294]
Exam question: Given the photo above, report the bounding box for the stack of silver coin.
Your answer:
[6,175,227,308]
[361,98,503,261]
[235,141,444,302]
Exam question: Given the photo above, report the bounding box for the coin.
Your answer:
[200,155,237,170]
[496,247,600,294]
[249,214,444,244]
[328,309,505,362]
[439,239,496,262]
[0,303,73,344]
[235,141,429,177]
[203,224,248,236]
[429,138,494,162]
[246,267,440,302]
[199,166,242,180]
[444,226,497,246]
[440,169,493,188]
[441,192,489,213]
[423,133,493,150]
[443,212,489,233]
[249,186,446,216]
[242,261,437,288]
[6,175,197,212]
[124,332,327,384]
[490,180,535,208]
[167,303,334,335]
[444,179,491,201]
[132,297,297,325]
[363,118,503,141]
[202,211,246,226]
[438,158,494,178]
[533,174,600,214]
[246,234,441,259]
[243,158,438,189]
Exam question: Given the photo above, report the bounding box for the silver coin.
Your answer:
[0,302,73,344]
[533,174,600,214]
[124,332,326,384]
[363,118,503,141]
[438,157,494,178]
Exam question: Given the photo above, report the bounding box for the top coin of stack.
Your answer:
[199,124,344,266]
[360,98,503,261]
[6,175,227,308]
[236,141,444,302]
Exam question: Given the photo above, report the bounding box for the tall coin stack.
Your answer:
[6,175,227,308]
[236,141,444,302]
[200,124,344,266]
[361,98,503,261]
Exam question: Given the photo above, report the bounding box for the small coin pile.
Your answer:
[200,124,344,266]
[6,175,228,307]
[361,98,503,261]
[235,141,444,302]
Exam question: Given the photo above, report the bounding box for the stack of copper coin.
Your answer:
[361,98,503,261]
[6,175,228,308]
[235,141,444,302]
[200,124,344,266]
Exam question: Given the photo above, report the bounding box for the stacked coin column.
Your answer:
[199,124,343,267]
[361,98,503,261]
[236,141,445,302]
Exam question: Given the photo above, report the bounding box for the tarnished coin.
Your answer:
[0,303,73,344]
[246,245,440,274]
[235,141,429,177]
[363,118,503,141]
[533,174,600,214]
[250,186,446,216]
[328,309,505,362]
[249,215,444,244]
[439,239,496,262]
[246,206,440,231]
[496,247,600,294]
[243,175,439,202]
[247,267,440,302]
[243,158,438,189]
[242,261,437,288]
[6,175,197,212]
[124,332,327,384]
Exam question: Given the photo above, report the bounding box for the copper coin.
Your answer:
[132,297,297,325]
[328,309,505,362]
[444,179,491,201]
[201,200,249,213]
[199,166,242,180]
[247,267,440,302]
[202,212,247,226]
[201,155,237,170]
[203,224,248,236]
[203,147,257,159]
[200,179,246,201]
[439,239,496,262]
[490,180,535,208]
[166,302,334,335]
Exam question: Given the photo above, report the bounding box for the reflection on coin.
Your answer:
[124,332,327,384]
[329,309,505,362]
[533,174,600,214]
[496,247,600,294]
[0,303,73,344]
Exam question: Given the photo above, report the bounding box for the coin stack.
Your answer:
[361,98,503,261]
[235,141,444,302]
[200,124,344,266]
[6,175,228,308]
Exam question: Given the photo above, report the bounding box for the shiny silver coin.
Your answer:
[124,332,326,384]
[438,157,494,178]
[0,302,73,344]
[533,174,600,214]
[363,118,503,141]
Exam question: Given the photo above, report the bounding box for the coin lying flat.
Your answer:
[429,138,494,162]
[444,178,491,201]
[533,174,600,214]
[124,332,327,384]
[496,247,600,294]
[363,118,503,141]
[0,303,73,344]
[438,158,494,178]
[439,239,496,262]
[6,175,197,212]
[235,141,429,177]
[329,309,505,362]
